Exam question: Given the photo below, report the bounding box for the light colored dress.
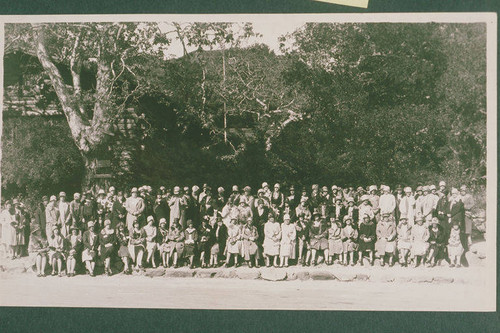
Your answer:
[328,224,343,254]
[411,224,429,256]
[241,225,259,260]
[226,224,241,254]
[263,221,281,256]
[375,221,397,255]
[341,225,358,252]
[396,223,412,250]
[1,209,16,246]
[143,225,157,252]
[280,223,296,258]
[447,228,464,257]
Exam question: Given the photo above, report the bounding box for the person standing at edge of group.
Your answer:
[125,187,145,234]
[448,188,466,255]
[460,185,475,247]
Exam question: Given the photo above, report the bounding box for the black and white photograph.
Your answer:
[0,13,496,311]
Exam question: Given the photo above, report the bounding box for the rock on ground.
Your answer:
[309,271,335,280]
[260,268,287,281]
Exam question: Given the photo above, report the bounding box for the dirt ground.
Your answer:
[0,268,494,311]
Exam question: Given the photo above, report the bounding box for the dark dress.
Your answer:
[99,229,117,259]
[427,225,446,259]
[308,222,328,251]
[184,228,198,256]
[111,200,127,229]
[117,229,131,258]
[358,222,376,252]
[198,224,212,254]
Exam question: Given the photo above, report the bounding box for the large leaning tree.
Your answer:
[4,22,263,188]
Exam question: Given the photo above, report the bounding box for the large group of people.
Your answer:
[0,181,476,277]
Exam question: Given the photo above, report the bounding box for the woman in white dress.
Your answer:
[224,218,241,267]
[279,214,296,267]
[1,201,16,258]
[263,215,281,267]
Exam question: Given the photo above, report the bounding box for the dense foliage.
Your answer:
[1,22,487,200]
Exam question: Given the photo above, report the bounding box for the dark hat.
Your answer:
[289,185,295,191]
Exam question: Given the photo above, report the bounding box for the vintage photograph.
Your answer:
[0,14,496,311]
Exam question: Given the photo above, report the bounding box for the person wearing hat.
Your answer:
[198,184,210,206]
[110,191,127,229]
[393,185,404,224]
[447,188,466,250]
[69,193,82,233]
[399,187,416,226]
[340,215,357,266]
[209,216,227,268]
[125,187,145,234]
[183,219,198,269]
[368,186,380,223]
[99,219,117,276]
[286,185,299,211]
[435,188,450,236]
[224,217,242,268]
[459,185,475,247]
[191,185,200,203]
[142,216,158,269]
[214,187,226,213]
[56,192,71,238]
[379,185,396,218]
[270,183,284,213]
[254,189,270,209]
[241,217,260,268]
[10,199,28,259]
[80,195,97,231]
[228,185,240,207]
[307,213,329,266]
[421,186,435,227]
[44,195,60,241]
[34,196,49,242]
[414,186,425,219]
[48,225,66,277]
[237,200,253,225]
[168,186,187,229]
[295,197,312,222]
[295,215,311,266]
[115,222,132,274]
[107,186,117,202]
[82,221,99,276]
[262,214,281,267]
[1,200,16,258]
[358,195,374,227]
[238,186,253,209]
[429,185,440,210]
[197,217,212,268]
[332,197,345,223]
[261,182,272,201]
[221,197,238,227]
[375,213,397,267]
[279,214,296,267]
[129,219,146,271]
[66,226,82,277]
[327,216,343,265]
[345,198,359,224]
[396,217,412,267]
[29,218,50,277]
[437,181,447,199]
[447,221,464,267]
[153,193,169,226]
[425,217,446,267]
[358,213,376,266]
[410,216,429,268]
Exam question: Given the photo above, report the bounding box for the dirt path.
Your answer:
[0,273,493,311]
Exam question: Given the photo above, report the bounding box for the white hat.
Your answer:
[439,181,446,187]
[104,219,111,226]
[460,185,467,191]
[422,186,429,192]
[262,182,268,188]
[369,185,377,192]
[147,215,154,222]
[429,185,436,190]
[274,183,280,189]
[50,195,57,201]
[283,214,290,220]
[173,186,180,194]
[244,186,251,192]
[109,186,116,192]
[331,185,338,190]
[87,221,95,228]
[384,185,390,192]
[232,185,239,192]
[159,218,167,225]
[98,189,106,195]
[451,188,459,194]
[404,187,412,193]
[131,187,138,193]
[59,191,66,197]
[218,187,225,193]
[360,194,370,202]
[74,192,81,199]
[192,185,200,192]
